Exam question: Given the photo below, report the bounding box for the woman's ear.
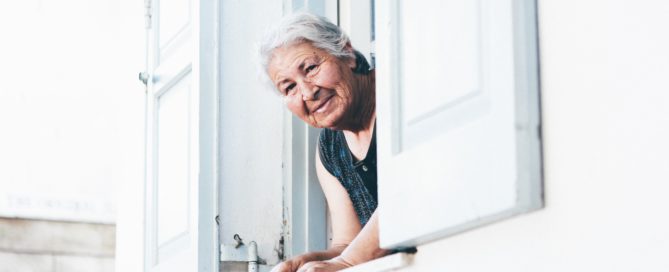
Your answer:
[343,42,357,69]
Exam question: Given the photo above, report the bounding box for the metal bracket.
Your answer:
[221,235,259,272]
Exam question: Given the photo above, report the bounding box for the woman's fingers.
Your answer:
[270,260,297,272]
[297,260,350,272]
[269,262,287,272]
[297,261,324,272]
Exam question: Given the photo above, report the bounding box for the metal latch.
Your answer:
[221,234,259,272]
[138,72,149,86]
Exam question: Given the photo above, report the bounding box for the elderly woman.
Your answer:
[260,13,388,272]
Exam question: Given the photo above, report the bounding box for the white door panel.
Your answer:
[144,0,218,271]
[376,0,542,248]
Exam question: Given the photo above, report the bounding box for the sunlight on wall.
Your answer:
[0,0,144,223]
[0,1,145,270]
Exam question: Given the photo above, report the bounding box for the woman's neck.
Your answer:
[343,116,375,161]
[339,70,376,133]
[340,69,376,160]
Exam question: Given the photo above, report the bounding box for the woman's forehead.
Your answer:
[269,43,326,79]
[271,43,328,67]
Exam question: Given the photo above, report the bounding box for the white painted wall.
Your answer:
[218,0,286,267]
[0,0,141,224]
[0,2,142,222]
[0,0,145,271]
[393,1,669,271]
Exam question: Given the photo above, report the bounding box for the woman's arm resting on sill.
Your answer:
[271,149,365,272]
[298,211,390,272]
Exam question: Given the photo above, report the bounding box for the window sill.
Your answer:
[340,253,413,272]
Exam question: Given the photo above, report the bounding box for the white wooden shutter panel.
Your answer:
[144,0,218,270]
[375,0,542,248]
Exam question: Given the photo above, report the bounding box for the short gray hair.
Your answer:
[257,12,359,88]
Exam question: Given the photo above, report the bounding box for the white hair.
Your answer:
[257,12,361,91]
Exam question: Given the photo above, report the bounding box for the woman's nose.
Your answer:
[300,82,320,101]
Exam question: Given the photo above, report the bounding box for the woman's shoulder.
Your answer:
[318,128,345,166]
[319,128,337,153]
[318,128,338,144]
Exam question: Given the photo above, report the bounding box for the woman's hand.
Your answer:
[270,246,347,272]
[297,257,353,272]
[270,257,305,272]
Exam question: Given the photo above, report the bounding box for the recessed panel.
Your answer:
[159,0,191,48]
[400,0,481,124]
[156,73,191,248]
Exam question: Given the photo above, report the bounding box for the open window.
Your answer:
[265,0,542,269]
[283,0,377,258]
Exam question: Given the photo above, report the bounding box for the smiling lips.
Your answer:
[312,95,333,114]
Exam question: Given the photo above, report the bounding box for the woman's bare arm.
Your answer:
[335,210,388,266]
[271,148,363,272]
[298,211,388,271]
[314,148,363,249]
[296,150,389,271]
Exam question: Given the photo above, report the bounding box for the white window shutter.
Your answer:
[375,0,543,248]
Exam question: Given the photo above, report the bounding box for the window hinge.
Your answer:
[144,0,152,29]
[220,234,267,272]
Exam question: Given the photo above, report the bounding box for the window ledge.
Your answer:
[341,253,414,272]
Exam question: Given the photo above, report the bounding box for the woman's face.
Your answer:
[268,42,357,129]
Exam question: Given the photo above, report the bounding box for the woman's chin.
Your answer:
[306,111,344,129]
[311,119,338,130]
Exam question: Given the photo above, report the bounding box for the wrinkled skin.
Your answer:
[270,258,303,272]
[270,257,352,272]
[297,258,352,272]
[268,42,374,132]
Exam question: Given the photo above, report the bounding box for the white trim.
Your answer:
[195,0,220,270]
[340,253,413,272]
[513,0,544,211]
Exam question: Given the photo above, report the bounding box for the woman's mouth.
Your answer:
[314,96,333,113]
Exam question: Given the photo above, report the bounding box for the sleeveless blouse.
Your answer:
[318,127,377,226]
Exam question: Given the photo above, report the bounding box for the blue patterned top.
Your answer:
[318,127,377,226]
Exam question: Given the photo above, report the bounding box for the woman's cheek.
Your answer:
[287,99,311,120]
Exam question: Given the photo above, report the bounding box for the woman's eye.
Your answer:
[305,64,317,73]
[284,83,296,94]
